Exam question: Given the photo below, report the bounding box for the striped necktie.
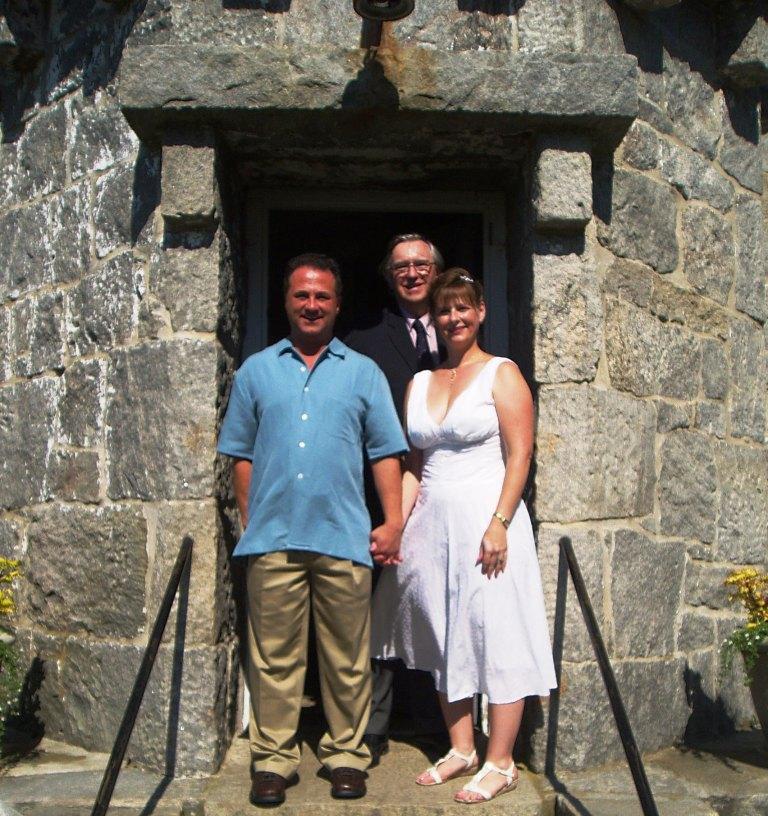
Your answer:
[412,319,434,371]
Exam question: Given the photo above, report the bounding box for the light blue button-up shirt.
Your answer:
[217,337,408,567]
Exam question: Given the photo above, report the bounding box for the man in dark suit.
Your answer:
[345,233,447,764]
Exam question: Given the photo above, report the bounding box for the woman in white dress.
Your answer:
[370,268,556,804]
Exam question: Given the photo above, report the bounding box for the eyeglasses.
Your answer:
[390,260,434,277]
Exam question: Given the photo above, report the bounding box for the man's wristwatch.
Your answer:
[492,511,510,529]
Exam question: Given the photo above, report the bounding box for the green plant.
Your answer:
[0,557,22,746]
[720,567,768,686]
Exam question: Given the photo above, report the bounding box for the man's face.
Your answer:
[285,266,340,343]
[388,240,438,314]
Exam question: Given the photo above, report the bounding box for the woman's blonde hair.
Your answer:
[428,268,484,315]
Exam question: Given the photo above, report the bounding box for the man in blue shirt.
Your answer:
[218,253,407,806]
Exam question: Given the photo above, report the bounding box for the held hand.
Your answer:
[476,519,508,579]
[370,522,403,566]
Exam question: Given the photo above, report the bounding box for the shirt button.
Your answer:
[300,366,306,372]
[304,386,309,392]
[298,441,306,448]
[301,413,308,421]
[297,472,304,479]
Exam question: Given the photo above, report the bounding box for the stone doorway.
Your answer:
[241,190,510,359]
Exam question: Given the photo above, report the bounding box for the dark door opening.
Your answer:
[244,209,484,357]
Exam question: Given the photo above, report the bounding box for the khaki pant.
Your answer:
[245,551,372,777]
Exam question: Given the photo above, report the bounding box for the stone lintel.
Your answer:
[118,46,639,144]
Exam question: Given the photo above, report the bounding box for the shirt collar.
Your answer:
[277,336,347,359]
[399,308,432,330]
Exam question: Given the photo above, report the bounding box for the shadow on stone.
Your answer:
[682,665,736,744]
[341,53,399,110]
[131,142,161,245]
[457,0,524,12]
[3,656,45,759]
[222,0,291,10]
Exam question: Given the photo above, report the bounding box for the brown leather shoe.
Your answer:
[329,766,367,799]
[250,771,288,806]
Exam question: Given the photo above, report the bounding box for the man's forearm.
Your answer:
[232,458,253,528]
[370,456,403,528]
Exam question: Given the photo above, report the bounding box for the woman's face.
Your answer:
[434,296,486,347]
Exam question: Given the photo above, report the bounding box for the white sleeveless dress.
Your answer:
[370,357,557,704]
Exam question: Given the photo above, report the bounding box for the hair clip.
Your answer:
[459,274,474,283]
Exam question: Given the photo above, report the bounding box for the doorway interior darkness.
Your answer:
[243,191,508,360]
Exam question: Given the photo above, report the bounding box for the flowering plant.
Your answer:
[0,557,22,746]
[720,567,768,686]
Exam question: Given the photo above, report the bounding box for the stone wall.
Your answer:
[0,0,239,775]
[0,0,765,777]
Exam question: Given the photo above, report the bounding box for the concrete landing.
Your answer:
[0,729,765,816]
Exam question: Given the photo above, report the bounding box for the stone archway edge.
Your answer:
[118,45,638,140]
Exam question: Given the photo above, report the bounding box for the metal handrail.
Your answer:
[91,535,194,816]
[559,536,660,816]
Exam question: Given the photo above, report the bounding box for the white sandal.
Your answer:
[415,747,478,786]
[455,760,518,803]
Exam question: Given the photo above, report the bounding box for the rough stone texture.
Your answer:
[658,431,718,544]
[601,257,654,306]
[50,182,92,285]
[719,89,764,194]
[16,103,67,199]
[714,617,760,727]
[93,163,135,258]
[10,291,66,377]
[623,0,681,8]
[161,138,218,231]
[715,442,768,565]
[148,500,222,647]
[533,658,688,771]
[518,0,576,54]
[106,340,217,500]
[677,612,716,653]
[67,252,138,355]
[0,379,57,510]
[533,138,592,231]
[685,560,733,610]
[648,276,729,339]
[118,46,640,129]
[68,94,138,180]
[728,318,766,442]
[695,401,726,439]
[0,519,21,559]
[29,634,233,775]
[659,140,734,212]
[536,386,656,522]
[152,244,218,332]
[165,0,276,47]
[47,448,101,503]
[700,339,729,400]
[682,206,735,305]
[719,3,768,87]
[733,194,767,322]
[0,184,91,297]
[391,0,515,51]
[610,530,684,658]
[596,170,678,273]
[664,54,721,159]
[655,400,693,433]
[620,120,659,170]
[532,253,602,384]
[605,298,701,399]
[59,359,105,447]
[537,525,605,663]
[25,504,147,637]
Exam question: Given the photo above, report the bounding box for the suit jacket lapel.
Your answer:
[385,309,418,373]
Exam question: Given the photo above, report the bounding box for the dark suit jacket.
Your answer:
[345,308,446,424]
[345,308,446,527]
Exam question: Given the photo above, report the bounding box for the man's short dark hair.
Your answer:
[284,253,343,297]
